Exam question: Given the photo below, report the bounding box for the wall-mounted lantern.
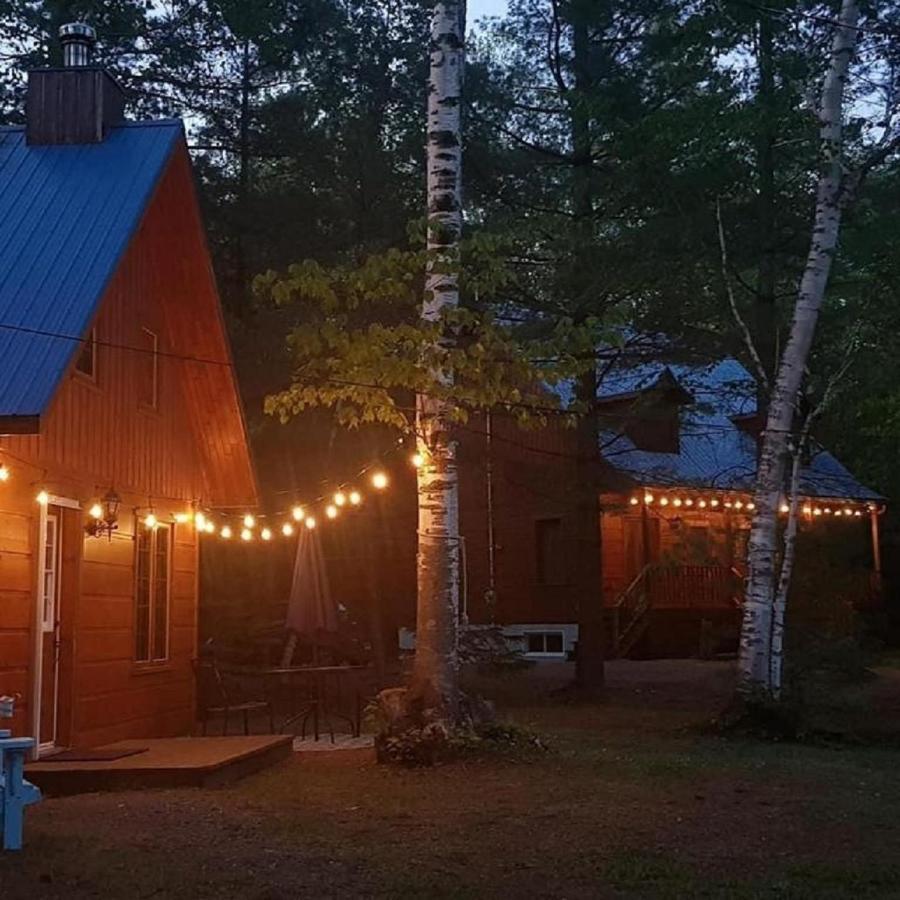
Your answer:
[84,488,120,540]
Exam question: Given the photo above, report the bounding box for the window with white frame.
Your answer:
[135,523,170,663]
[75,328,97,380]
[139,327,159,409]
[525,632,565,656]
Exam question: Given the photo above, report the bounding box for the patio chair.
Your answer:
[0,730,42,851]
[193,657,274,736]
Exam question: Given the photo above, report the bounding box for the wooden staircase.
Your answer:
[611,564,744,658]
[611,565,654,658]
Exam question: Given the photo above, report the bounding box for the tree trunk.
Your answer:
[755,10,778,396]
[769,444,803,697]
[739,0,860,695]
[412,0,465,720]
[569,4,605,692]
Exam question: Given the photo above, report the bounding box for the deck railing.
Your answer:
[649,564,743,610]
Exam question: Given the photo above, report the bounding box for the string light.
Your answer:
[780,503,790,513]
[746,502,755,510]
[333,491,346,507]
[243,514,255,529]
[326,504,338,519]
[411,453,425,468]
[630,496,639,506]
[0,464,9,482]
[660,497,669,506]
[710,499,719,508]
[672,498,683,507]
[305,516,316,530]
[698,500,707,509]
[144,512,158,529]
[241,527,252,541]
[261,527,272,541]
[204,520,215,534]
[194,511,207,530]
[36,490,49,505]
[644,493,654,504]
[221,525,232,539]
[372,472,388,490]
[349,491,362,506]
[292,506,304,521]
[282,522,294,537]
[89,503,103,519]
[175,512,190,524]
[684,498,693,507]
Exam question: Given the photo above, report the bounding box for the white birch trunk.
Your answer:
[739,0,860,694]
[414,0,465,719]
[769,447,803,697]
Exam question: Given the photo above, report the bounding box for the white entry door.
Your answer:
[38,509,62,750]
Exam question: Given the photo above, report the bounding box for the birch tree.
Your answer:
[414,0,466,718]
[739,0,861,694]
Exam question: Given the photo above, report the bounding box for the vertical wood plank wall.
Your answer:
[0,148,226,746]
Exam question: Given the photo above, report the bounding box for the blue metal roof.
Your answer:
[0,120,182,418]
[596,356,882,501]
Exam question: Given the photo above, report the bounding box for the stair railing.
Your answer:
[612,564,655,658]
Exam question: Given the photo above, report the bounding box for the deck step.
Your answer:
[26,735,293,796]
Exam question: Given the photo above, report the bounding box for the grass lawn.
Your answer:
[3,659,900,899]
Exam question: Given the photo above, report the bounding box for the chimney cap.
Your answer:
[59,22,96,67]
[59,22,96,42]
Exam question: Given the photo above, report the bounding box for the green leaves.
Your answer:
[258,230,607,433]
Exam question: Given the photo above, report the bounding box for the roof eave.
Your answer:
[0,414,40,435]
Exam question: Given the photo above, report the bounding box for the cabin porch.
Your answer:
[601,488,883,658]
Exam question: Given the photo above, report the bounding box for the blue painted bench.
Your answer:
[0,730,42,851]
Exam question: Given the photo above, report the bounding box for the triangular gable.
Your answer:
[0,120,181,423]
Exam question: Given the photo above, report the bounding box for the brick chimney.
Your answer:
[26,23,125,146]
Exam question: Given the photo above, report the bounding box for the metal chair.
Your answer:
[193,658,274,736]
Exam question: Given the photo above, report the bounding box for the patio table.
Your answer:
[224,665,370,742]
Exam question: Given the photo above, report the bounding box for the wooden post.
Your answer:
[870,508,882,575]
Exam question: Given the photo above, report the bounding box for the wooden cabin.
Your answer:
[456,350,885,660]
[0,49,256,754]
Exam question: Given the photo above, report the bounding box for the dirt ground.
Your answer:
[3,659,900,899]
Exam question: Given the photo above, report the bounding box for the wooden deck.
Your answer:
[25,735,293,796]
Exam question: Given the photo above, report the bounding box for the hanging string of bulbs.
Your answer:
[631,490,880,519]
[0,439,429,545]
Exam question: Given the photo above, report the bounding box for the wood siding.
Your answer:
[0,141,249,746]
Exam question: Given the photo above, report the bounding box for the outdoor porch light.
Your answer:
[84,488,120,540]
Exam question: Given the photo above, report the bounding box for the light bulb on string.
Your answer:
[660,497,669,506]
[629,496,639,506]
[371,472,388,490]
[710,499,719,508]
[334,491,346,507]
[261,527,272,541]
[145,512,158,529]
[780,503,790,513]
[698,500,707,509]
[326,505,338,519]
[0,464,9,482]
[36,490,49,505]
[194,511,206,530]
[292,506,304,521]
[243,514,255,529]
[204,520,215,534]
[241,527,252,541]
[644,493,654,504]
[305,516,316,530]
[221,525,232,539]
[349,491,362,506]
[411,453,425,468]
[282,522,294,537]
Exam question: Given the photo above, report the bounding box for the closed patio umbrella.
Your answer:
[285,530,337,656]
